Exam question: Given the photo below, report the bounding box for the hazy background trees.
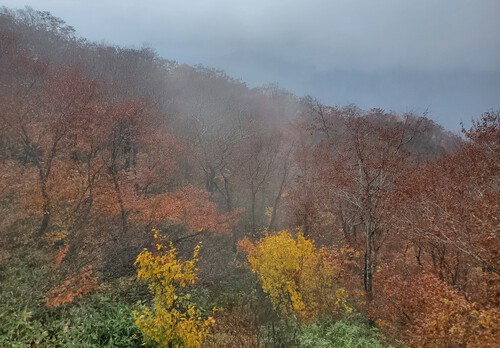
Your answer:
[1,6,497,347]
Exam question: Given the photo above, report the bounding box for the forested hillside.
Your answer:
[0,7,498,347]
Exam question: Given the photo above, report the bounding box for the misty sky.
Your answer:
[3,0,499,131]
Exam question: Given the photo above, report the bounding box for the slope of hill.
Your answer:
[1,6,497,348]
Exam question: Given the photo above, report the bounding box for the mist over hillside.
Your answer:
[0,6,498,348]
[3,0,499,132]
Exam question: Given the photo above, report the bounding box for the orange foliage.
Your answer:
[374,267,499,347]
[53,244,69,268]
[372,112,500,347]
[132,187,238,235]
[0,161,38,231]
[45,265,99,308]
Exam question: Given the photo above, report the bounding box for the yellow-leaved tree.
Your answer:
[134,230,215,348]
[239,230,351,322]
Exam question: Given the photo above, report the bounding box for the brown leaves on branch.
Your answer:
[132,187,240,236]
[372,111,500,347]
[392,112,499,282]
[374,268,499,347]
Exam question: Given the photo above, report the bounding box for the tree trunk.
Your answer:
[251,190,256,234]
[38,205,50,235]
[268,181,284,231]
[223,174,232,212]
[37,177,51,236]
[111,170,127,235]
[205,166,216,193]
[364,223,374,302]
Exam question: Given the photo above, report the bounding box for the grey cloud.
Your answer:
[3,0,499,130]
[9,0,498,71]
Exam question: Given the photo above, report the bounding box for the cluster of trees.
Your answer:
[1,6,497,347]
[281,104,498,346]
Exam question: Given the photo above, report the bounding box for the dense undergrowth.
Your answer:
[0,251,141,347]
[0,247,390,347]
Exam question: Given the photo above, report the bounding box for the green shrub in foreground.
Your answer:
[298,316,390,348]
[0,293,142,347]
[0,252,142,347]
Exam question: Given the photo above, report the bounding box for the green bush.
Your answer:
[298,316,390,348]
[47,297,142,347]
[0,250,50,347]
[0,251,142,347]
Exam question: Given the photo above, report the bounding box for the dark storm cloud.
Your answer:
[3,0,499,130]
